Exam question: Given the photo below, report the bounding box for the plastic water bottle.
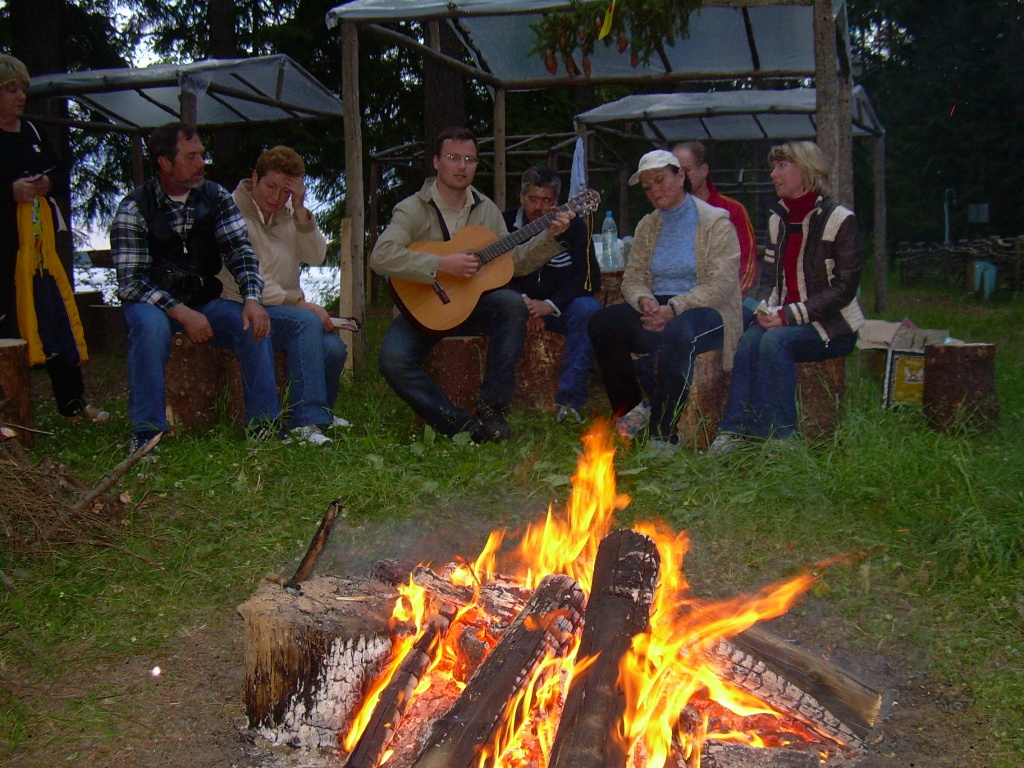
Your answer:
[601,210,620,270]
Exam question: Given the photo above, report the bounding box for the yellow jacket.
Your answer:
[14,197,88,366]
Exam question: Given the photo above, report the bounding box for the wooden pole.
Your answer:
[342,22,366,375]
[339,218,362,374]
[873,134,888,313]
[179,88,198,127]
[812,0,840,195]
[131,132,145,186]
[493,87,507,210]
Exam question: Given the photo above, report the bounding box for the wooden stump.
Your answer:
[513,330,565,410]
[422,336,488,413]
[237,575,397,750]
[594,270,624,307]
[796,358,847,442]
[422,331,566,413]
[923,343,999,432]
[676,348,729,450]
[0,339,34,447]
[164,334,231,434]
[164,334,289,434]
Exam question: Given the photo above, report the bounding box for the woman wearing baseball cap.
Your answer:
[588,149,743,452]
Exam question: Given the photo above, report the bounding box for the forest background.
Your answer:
[0,0,1022,258]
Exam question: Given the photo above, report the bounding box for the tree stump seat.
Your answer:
[422,330,566,412]
[674,354,848,448]
[0,339,34,446]
[675,348,730,450]
[164,334,288,434]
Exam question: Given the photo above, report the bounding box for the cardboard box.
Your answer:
[857,319,950,407]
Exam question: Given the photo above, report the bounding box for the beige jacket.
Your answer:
[620,196,742,370]
[370,179,562,282]
[218,179,328,306]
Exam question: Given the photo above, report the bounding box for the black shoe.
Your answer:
[468,418,492,444]
[128,430,161,460]
[475,400,511,442]
[249,421,292,444]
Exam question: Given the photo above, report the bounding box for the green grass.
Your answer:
[2,284,1023,763]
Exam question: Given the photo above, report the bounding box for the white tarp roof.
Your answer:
[26,55,344,129]
[576,86,885,141]
[327,0,825,83]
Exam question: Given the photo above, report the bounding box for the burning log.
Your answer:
[370,559,535,628]
[344,603,459,768]
[710,626,882,749]
[548,528,661,768]
[410,573,586,768]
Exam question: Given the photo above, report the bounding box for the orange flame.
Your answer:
[515,426,629,594]
[341,578,430,752]
[342,423,841,767]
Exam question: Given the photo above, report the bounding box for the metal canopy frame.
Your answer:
[26,55,344,131]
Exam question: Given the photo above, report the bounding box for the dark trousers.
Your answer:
[43,353,87,417]
[589,301,724,440]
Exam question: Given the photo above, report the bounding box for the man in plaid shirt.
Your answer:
[111,122,282,455]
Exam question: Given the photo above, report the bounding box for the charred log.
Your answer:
[548,528,661,768]
[344,603,459,768]
[709,625,882,748]
[410,573,585,768]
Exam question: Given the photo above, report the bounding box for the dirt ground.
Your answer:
[5,356,995,768]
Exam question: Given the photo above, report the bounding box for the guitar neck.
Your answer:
[475,203,568,265]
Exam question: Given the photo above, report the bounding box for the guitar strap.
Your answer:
[426,200,452,242]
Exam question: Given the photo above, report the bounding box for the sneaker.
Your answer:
[68,404,110,423]
[708,432,744,455]
[83,404,110,422]
[475,400,512,441]
[291,425,334,446]
[330,415,351,429]
[615,402,651,440]
[555,404,583,424]
[128,430,161,460]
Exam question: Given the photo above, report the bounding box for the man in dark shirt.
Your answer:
[110,122,282,454]
[503,167,602,423]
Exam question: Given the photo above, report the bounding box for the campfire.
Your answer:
[239,426,881,768]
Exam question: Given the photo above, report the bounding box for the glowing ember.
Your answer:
[341,423,847,767]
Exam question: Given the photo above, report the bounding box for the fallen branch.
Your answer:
[66,539,164,569]
[72,434,162,514]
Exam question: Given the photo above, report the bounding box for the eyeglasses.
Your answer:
[442,153,480,166]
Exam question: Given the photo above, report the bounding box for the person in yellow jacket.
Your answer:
[0,54,107,421]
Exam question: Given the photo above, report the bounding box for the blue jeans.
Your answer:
[379,288,527,437]
[543,295,602,410]
[265,305,348,429]
[719,323,858,440]
[122,298,281,434]
[589,301,724,440]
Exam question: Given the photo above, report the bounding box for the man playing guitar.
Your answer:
[371,126,574,442]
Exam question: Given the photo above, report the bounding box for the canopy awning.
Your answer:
[327,0,828,87]
[26,55,344,130]
[576,86,885,142]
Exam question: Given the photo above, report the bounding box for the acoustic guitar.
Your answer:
[388,188,602,336]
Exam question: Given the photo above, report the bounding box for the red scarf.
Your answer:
[781,190,818,305]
